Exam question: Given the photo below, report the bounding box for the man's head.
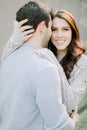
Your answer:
[16,1,52,47]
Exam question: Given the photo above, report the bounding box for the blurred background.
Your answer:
[0,0,87,129]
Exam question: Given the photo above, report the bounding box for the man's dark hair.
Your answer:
[16,1,51,31]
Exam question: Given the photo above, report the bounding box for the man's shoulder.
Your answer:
[34,50,57,67]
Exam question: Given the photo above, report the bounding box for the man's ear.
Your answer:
[38,21,46,33]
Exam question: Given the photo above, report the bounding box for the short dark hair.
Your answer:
[16,1,51,31]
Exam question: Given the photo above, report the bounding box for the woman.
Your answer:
[43,10,87,113]
[1,10,87,114]
[49,10,86,79]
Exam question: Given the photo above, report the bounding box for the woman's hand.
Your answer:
[70,110,79,127]
[18,19,34,41]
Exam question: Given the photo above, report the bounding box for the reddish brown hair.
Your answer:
[48,10,86,79]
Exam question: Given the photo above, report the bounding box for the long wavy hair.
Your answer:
[48,10,86,80]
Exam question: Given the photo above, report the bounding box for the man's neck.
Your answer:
[24,35,43,47]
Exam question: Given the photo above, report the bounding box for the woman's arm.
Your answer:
[1,19,34,62]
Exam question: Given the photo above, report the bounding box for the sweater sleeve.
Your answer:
[1,21,25,62]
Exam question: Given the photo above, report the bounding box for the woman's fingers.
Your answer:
[20,25,33,32]
[25,33,34,40]
[19,19,28,27]
[18,19,34,34]
[17,19,34,40]
[23,28,34,36]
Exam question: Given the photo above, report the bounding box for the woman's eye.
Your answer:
[63,28,70,31]
[52,28,57,31]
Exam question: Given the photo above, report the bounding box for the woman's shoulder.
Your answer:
[81,54,87,59]
[70,54,87,82]
[76,54,87,69]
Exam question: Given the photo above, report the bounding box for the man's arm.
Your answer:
[35,63,77,130]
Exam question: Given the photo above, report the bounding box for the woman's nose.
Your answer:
[56,30,63,37]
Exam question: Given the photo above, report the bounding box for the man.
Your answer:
[0,1,78,130]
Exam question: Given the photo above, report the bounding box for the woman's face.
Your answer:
[51,17,72,55]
